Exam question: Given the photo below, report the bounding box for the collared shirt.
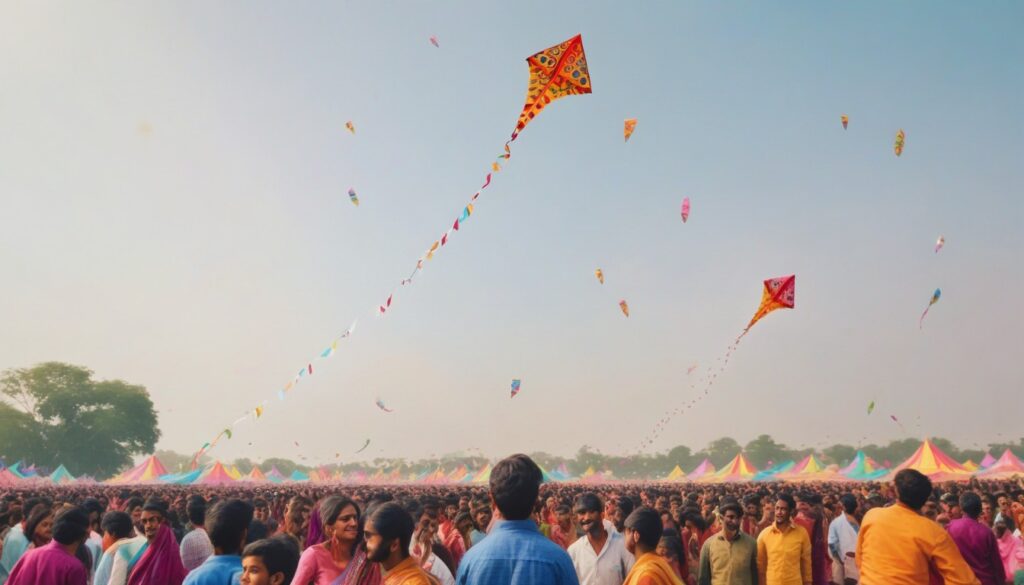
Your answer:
[179,527,215,573]
[568,529,635,585]
[948,517,1006,585]
[6,541,87,585]
[698,531,757,585]
[469,530,486,546]
[856,503,980,585]
[756,521,811,585]
[456,519,579,585]
[182,554,243,585]
[385,556,440,585]
[826,515,857,561]
[0,525,28,584]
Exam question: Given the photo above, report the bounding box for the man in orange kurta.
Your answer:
[622,506,683,585]
[365,503,440,585]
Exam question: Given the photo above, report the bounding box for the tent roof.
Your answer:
[49,464,76,484]
[665,465,686,481]
[111,456,169,484]
[687,459,716,480]
[975,449,1024,479]
[886,440,971,480]
[197,462,236,485]
[701,453,757,483]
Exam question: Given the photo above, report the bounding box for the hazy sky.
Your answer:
[1,2,1021,465]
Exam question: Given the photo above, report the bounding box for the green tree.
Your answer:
[823,444,857,466]
[666,445,694,471]
[701,437,741,468]
[155,449,208,474]
[0,362,160,478]
[744,435,791,468]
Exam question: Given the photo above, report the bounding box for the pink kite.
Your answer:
[681,198,690,223]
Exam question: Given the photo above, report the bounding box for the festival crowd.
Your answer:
[1,454,1023,585]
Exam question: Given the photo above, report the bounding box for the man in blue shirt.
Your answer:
[456,454,579,585]
[184,499,254,585]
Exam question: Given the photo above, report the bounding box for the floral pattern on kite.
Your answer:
[514,34,591,140]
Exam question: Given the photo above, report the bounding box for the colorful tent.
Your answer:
[266,466,286,483]
[244,466,267,482]
[110,456,169,484]
[753,461,795,482]
[49,465,76,484]
[980,452,997,469]
[974,449,1024,480]
[687,459,716,481]
[665,465,686,481]
[961,460,979,472]
[0,469,21,486]
[886,439,971,482]
[700,454,757,483]
[161,469,203,485]
[227,466,243,480]
[288,469,310,482]
[776,454,827,481]
[197,462,236,485]
[471,464,492,484]
[840,451,888,481]
[553,463,572,481]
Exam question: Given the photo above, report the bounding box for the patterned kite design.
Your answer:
[512,34,591,141]
[744,275,796,335]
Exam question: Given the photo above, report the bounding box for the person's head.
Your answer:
[472,506,491,532]
[922,500,939,520]
[140,500,167,541]
[574,493,604,536]
[894,470,933,510]
[488,454,543,521]
[719,500,743,535]
[319,496,361,545]
[187,497,207,527]
[207,499,254,556]
[555,504,572,527]
[995,518,1008,538]
[774,494,795,524]
[241,536,300,585]
[839,494,858,516]
[24,505,54,546]
[996,492,1012,514]
[454,511,473,535]
[623,507,662,556]
[612,498,634,531]
[656,531,683,562]
[959,492,982,520]
[81,498,104,533]
[364,503,414,565]
[252,498,269,523]
[125,497,145,527]
[285,496,312,533]
[743,498,758,519]
[101,510,133,540]
[417,508,440,542]
[52,506,90,546]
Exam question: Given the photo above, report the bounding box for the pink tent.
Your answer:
[975,449,1024,479]
[0,469,21,486]
[110,456,169,484]
[686,459,716,481]
[197,462,236,485]
[980,452,997,469]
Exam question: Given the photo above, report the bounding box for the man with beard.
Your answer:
[756,493,811,585]
[117,499,187,585]
[621,507,682,585]
[455,454,578,584]
[469,507,490,547]
[569,493,634,585]
[365,503,439,585]
[698,499,757,585]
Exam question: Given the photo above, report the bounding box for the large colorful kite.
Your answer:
[741,275,796,340]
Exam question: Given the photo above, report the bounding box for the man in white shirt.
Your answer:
[827,494,859,585]
[568,493,634,585]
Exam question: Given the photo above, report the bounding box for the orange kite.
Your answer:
[512,34,592,142]
[744,274,795,335]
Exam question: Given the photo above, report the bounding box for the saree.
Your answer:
[330,545,381,585]
[127,524,186,585]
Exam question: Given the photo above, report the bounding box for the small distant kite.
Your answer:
[348,188,359,206]
[375,399,393,413]
[894,129,906,157]
[841,115,848,130]
[345,121,355,135]
[890,414,906,432]
[254,406,263,419]
[741,275,795,339]
[624,118,638,142]
[355,439,371,454]
[681,197,690,223]
[293,441,300,447]
[429,36,439,48]
[867,401,875,415]
[137,122,153,137]
[619,300,630,318]
[510,379,521,398]
[595,268,604,284]
[687,364,698,375]
[919,288,941,329]
[935,236,945,254]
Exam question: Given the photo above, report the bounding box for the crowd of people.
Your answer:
[1,454,1023,584]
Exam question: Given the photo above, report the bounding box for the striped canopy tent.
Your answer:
[332,470,346,483]
[980,452,997,469]
[776,454,827,481]
[345,470,368,484]
[974,449,1024,480]
[244,466,267,482]
[840,451,889,481]
[288,469,310,482]
[753,461,795,482]
[386,468,404,484]
[197,462,237,485]
[160,469,203,485]
[665,465,686,481]
[700,453,757,483]
[579,470,609,484]
[553,463,573,481]
[422,468,448,484]
[885,439,971,482]
[266,466,286,483]
[447,465,469,483]
[0,468,22,486]
[7,462,27,479]
[110,456,169,484]
[472,464,492,484]
[687,459,716,481]
[227,466,243,480]
[49,464,76,484]
[536,464,556,483]
[961,460,979,472]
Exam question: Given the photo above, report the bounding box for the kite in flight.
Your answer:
[511,379,521,398]
[375,399,393,413]
[355,439,371,454]
[624,118,637,142]
[681,198,690,223]
[919,288,941,329]
[894,129,906,156]
[867,401,875,415]
[345,121,355,134]
[619,300,630,318]
[429,36,439,48]
[348,188,359,206]
[935,236,945,254]
[595,268,604,284]
[741,275,796,339]
[841,115,849,130]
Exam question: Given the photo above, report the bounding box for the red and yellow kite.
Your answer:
[624,118,637,142]
[512,34,592,142]
[745,274,795,334]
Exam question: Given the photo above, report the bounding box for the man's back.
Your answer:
[182,554,243,585]
[948,517,1005,585]
[856,503,980,585]
[455,519,579,585]
[7,541,87,585]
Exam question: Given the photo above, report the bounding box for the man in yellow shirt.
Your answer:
[756,493,811,585]
[856,469,980,585]
[621,507,683,585]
